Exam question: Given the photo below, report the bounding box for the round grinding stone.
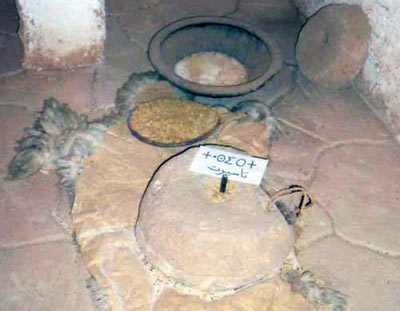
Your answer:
[135,146,294,295]
[296,4,371,88]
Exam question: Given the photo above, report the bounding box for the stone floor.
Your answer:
[0,1,399,311]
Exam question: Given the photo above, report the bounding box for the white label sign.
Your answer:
[189,146,268,185]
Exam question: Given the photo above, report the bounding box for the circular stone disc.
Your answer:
[296,4,371,88]
[128,99,220,147]
[135,146,294,295]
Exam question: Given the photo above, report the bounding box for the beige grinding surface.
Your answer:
[70,119,325,310]
[71,80,277,310]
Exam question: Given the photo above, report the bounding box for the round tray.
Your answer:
[127,104,221,148]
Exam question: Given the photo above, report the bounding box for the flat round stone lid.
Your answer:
[135,146,294,295]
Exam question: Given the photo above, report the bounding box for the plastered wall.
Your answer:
[17,0,105,69]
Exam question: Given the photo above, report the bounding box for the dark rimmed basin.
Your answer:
[148,16,282,97]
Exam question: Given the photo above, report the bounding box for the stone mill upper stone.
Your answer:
[135,146,294,296]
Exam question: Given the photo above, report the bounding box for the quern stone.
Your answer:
[296,4,371,88]
[135,146,294,296]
